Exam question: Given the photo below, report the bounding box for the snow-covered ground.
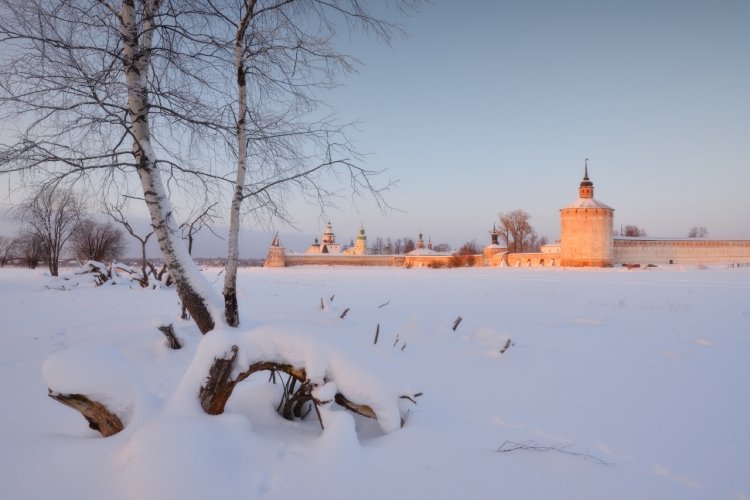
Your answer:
[0,264,748,499]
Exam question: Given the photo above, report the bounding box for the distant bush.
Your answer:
[458,240,480,255]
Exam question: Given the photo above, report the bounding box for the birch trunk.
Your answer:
[223,1,257,327]
[121,0,219,333]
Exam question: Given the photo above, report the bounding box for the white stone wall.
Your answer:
[614,239,750,264]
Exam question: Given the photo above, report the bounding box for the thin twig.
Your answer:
[374,323,380,344]
[340,308,350,319]
[496,440,611,465]
[210,269,225,284]
[379,300,390,308]
[393,334,399,347]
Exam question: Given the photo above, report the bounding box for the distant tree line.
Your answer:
[366,237,452,255]
[0,186,229,274]
[615,225,709,238]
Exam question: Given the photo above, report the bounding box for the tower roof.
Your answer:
[271,233,281,247]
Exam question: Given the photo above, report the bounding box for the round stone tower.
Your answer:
[560,162,614,267]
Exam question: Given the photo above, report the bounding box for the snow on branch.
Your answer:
[44,261,173,290]
[175,325,420,434]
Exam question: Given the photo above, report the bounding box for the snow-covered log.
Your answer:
[47,391,124,437]
[176,326,419,434]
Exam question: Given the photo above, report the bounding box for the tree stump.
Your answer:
[157,324,181,349]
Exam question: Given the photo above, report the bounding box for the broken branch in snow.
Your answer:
[496,440,611,465]
[156,324,181,349]
[334,393,377,419]
[393,334,399,347]
[379,300,390,308]
[198,344,419,431]
[453,316,463,331]
[320,298,324,310]
[48,390,124,437]
[401,343,407,351]
[330,294,335,302]
[500,339,511,354]
[340,308,350,319]
[374,324,380,344]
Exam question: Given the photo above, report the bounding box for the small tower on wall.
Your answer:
[417,232,424,249]
[559,161,614,267]
[484,223,508,265]
[427,238,433,250]
[265,233,286,267]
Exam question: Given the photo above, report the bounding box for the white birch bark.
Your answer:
[121,0,222,333]
[223,0,257,327]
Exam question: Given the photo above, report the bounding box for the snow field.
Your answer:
[0,264,748,499]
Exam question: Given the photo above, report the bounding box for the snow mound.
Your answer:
[43,345,142,425]
[172,324,417,434]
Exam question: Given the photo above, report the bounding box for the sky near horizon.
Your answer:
[1,0,749,257]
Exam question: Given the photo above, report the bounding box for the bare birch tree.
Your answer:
[193,0,419,326]
[0,0,232,332]
[1,0,420,330]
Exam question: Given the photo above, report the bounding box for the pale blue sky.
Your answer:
[296,0,750,251]
[2,0,749,257]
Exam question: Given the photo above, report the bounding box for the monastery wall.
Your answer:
[506,253,559,267]
[285,254,396,267]
[613,239,750,264]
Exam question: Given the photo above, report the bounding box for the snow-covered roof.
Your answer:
[541,242,561,247]
[484,244,507,250]
[562,198,613,210]
[406,248,449,256]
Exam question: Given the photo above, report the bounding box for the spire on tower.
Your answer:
[579,159,594,197]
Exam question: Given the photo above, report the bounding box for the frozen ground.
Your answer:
[0,264,748,499]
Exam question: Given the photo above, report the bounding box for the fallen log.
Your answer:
[48,390,124,437]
